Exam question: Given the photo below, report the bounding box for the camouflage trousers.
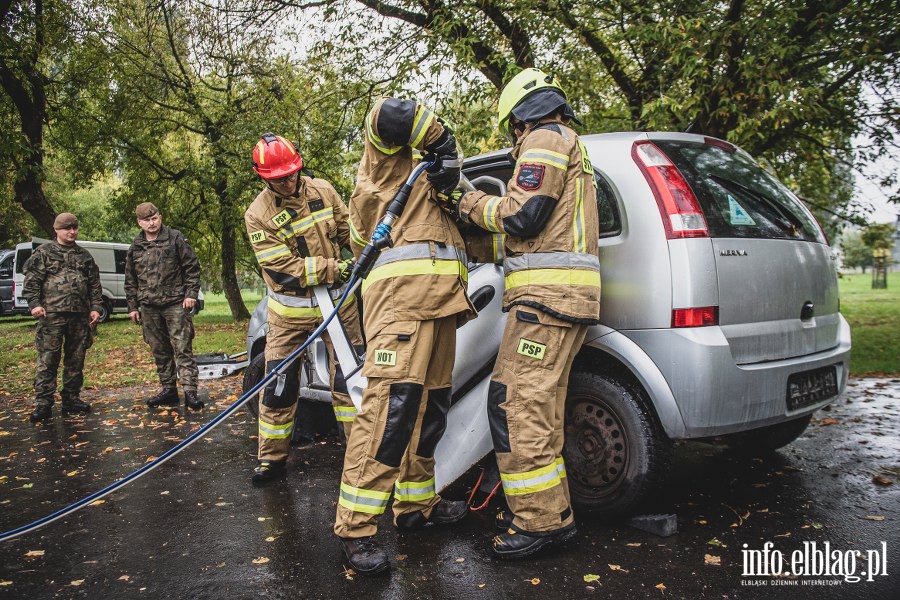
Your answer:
[34,313,93,408]
[140,303,198,392]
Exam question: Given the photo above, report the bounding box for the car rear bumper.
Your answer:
[618,314,851,438]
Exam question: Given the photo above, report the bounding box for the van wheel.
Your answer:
[563,370,672,517]
[97,299,112,323]
[721,414,812,454]
[241,353,265,419]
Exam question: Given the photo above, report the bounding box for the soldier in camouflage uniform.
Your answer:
[125,202,204,411]
[23,213,102,423]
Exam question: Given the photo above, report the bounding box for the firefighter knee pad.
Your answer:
[262,360,300,409]
[487,380,511,453]
[374,382,424,467]
[416,387,451,458]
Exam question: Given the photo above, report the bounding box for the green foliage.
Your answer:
[861,223,895,250]
[838,272,900,375]
[840,229,872,272]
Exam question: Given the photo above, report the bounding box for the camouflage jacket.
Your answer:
[23,242,102,314]
[125,226,201,310]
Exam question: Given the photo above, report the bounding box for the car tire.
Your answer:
[721,414,813,455]
[563,369,672,517]
[97,299,112,323]
[241,352,266,419]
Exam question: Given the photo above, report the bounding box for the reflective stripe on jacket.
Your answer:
[244,176,350,301]
[459,121,600,323]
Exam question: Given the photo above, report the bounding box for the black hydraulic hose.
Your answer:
[0,278,360,543]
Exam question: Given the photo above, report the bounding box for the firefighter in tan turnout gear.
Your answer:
[333,98,475,575]
[245,133,363,486]
[452,69,601,558]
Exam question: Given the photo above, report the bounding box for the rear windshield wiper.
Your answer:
[708,174,805,236]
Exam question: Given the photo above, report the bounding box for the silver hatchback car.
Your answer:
[245,131,851,516]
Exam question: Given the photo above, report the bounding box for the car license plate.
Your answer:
[786,365,838,411]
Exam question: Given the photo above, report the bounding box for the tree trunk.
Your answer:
[216,184,250,320]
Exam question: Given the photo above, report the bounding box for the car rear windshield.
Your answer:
[655,140,824,242]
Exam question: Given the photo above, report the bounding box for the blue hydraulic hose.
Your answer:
[0,278,360,543]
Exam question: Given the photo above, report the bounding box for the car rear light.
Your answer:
[632,141,709,239]
[672,306,718,327]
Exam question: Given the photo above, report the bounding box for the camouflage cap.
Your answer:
[53,213,79,229]
[135,202,159,220]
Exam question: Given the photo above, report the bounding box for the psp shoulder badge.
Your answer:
[516,164,545,191]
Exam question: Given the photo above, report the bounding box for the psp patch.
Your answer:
[516,338,547,360]
[516,163,545,191]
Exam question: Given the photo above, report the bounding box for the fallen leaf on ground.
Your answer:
[819,418,841,426]
[90,500,105,506]
[873,475,893,485]
[455,557,465,563]
[655,583,666,592]
[144,456,158,464]
[24,550,44,557]
[528,578,540,585]
[863,515,885,521]
[69,580,84,586]
[626,542,641,547]
[0,581,12,586]
[252,557,270,565]
[704,554,721,565]
[265,537,275,542]
[608,564,629,572]
[118,575,130,581]
[707,538,724,547]
[584,574,601,583]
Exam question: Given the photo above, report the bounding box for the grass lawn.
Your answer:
[0,290,264,401]
[837,271,900,376]
[1,274,897,402]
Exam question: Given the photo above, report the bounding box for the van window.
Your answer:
[15,248,32,274]
[0,253,12,277]
[655,140,825,243]
[114,249,127,274]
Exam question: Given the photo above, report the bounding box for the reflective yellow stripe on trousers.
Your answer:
[500,458,566,496]
[338,482,391,515]
[333,405,356,423]
[258,417,293,440]
[394,477,436,502]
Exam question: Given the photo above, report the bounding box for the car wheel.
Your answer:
[97,299,112,323]
[721,414,813,455]
[241,353,266,419]
[563,369,672,517]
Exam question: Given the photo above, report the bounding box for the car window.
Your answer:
[655,140,824,242]
[0,253,12,276]
[595,173,621,238]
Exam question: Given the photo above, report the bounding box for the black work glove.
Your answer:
[425,127,461,197]
[433,189,464,219]
[337,259,354,283]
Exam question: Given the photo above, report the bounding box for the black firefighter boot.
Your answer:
[339,536,390,576]
[184,391,204,411]
[147,387,179,408]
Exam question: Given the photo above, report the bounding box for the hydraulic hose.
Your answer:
[0,156,435,543]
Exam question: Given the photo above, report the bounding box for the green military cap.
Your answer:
[135,202,159,220]
[53,213,79,229]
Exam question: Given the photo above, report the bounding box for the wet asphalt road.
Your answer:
[0,377,898,600]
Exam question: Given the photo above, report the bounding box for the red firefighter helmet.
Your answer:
[252,133,303,180]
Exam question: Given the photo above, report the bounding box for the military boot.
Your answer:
[338,536,390,576]
[147,387,179,408]
[30,405,53,423]
[61,399,91,414]
[184,391,204,411]
[251,459,286,486]
[395,499,469,530]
